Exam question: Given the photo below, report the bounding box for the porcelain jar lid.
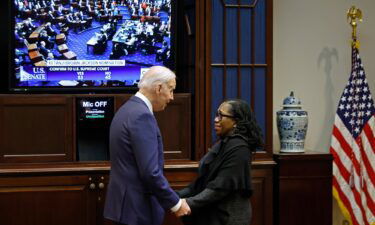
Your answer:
[282,91,302,108]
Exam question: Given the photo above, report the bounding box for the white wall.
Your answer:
[273,0,375,224]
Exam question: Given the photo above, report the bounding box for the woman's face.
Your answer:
[214,102,236,137]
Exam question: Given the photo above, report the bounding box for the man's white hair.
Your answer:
[138,66,175,89]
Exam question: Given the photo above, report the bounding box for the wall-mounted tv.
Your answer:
[11,0,175,92]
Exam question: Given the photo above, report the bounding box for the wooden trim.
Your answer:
[211,63,267,67]
[195,0,208,160]
[0,186,86,192]
[273,151,334,160]
[204,0,212,155]
[264,0,274,159]
[0,160,200,175]
[4,154,66,157]
[279,176,332,180]
[2,96,68,105]
[223,0,259,8]
[0,160,274,175]
[222,1,227,99]
[250,5,255,110]
[237,0,242,98]
[72,94,77,161]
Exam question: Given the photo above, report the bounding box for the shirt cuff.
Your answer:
[170,199,182,212]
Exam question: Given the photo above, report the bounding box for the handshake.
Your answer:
[174,199,191,217]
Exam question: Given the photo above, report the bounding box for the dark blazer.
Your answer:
[104,96,179,225]
[178,136,253,225]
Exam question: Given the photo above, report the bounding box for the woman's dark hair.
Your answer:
[225,99,264,151]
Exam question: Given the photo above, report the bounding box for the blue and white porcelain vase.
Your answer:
[277,91,308,153]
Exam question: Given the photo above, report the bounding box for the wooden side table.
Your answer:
[273,151,333,225]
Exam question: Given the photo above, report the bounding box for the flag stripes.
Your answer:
[330,46,375,225]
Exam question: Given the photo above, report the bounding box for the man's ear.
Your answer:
[155,83,162,94]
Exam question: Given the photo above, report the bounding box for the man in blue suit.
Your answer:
[104,66,191,225]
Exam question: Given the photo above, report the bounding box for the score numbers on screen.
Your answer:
[77,71,84,80]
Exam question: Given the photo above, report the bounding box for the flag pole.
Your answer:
[347,6,362,48]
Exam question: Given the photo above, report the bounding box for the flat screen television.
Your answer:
[10,0,175,92]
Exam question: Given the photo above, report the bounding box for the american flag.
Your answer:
[330,45,375,225]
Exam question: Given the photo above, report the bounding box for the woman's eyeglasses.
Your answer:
[215,111,235,121]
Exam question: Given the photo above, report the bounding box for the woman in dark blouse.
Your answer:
[177,99,264,225]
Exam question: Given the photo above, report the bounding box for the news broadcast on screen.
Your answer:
[12,0,173,90]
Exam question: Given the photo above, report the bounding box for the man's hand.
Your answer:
[174,199,191,217]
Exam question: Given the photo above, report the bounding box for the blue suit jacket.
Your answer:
[104,96,179,225]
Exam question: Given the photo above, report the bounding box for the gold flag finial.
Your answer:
[347,6,362,48]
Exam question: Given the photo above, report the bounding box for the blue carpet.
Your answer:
[159,11,169,22]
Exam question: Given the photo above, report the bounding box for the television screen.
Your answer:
[11,0,174,91]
